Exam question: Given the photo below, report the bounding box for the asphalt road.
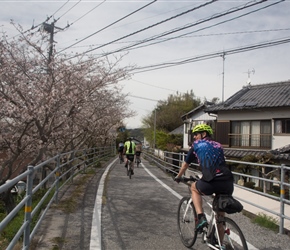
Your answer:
[101,158,190,250]
[35,157,290,250]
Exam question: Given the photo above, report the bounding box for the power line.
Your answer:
[68,0,106,27]
[130,36,290,74]
[128,94,159,102]
[56,0,82,20]
[126,0,285,51]
[56,27,290,51]
[51,0,71,18]
[131,79,178,93]
[57,0,158,54]
[94,0,274,59]
[61,0,217,59]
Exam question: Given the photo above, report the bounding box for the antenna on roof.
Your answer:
[244,68,255,85]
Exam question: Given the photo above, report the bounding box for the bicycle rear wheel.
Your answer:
[177,196,198,248]
[128,162,132,179]
[210,216,248,250]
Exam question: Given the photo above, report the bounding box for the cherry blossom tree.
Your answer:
[0,23,134,189]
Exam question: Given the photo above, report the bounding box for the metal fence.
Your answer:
[142,148,290,235]
[0,146,114,250]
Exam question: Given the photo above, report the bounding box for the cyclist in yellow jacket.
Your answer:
[123,137,136,174]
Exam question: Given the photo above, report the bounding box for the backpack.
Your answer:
[212,194,243,214]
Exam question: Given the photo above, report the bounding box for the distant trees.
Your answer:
[0,24,133,184]
[142,91,201,149]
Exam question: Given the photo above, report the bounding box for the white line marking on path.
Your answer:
[89,158,118,250]
[140,162,183,200]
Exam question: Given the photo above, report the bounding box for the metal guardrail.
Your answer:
[142,148,290,235]
[0,146,114,250]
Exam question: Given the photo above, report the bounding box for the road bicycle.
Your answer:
[119,152,124,164]
[126,156,134,179]
[177,175,248,250]
[135,153,141,168]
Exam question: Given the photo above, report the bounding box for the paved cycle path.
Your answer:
[35,156,290,250]
[98,157,289,250]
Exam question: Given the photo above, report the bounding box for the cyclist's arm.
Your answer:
[176,162,189,178]
[176,147,195,178]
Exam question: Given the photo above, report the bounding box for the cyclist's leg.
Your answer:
[130,155,134,171]
[125,154,129,168]
[191,182,203,214]
[127,155,134,172]
[191,182,207,230]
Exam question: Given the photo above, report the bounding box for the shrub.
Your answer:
[244,181,255,189]
[272,186,280,195]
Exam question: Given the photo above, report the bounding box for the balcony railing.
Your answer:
[229,133,271,149]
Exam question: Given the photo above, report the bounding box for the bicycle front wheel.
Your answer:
[177,196,198,248]
[211,216,248,250]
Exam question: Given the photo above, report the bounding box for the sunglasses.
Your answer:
[193,132,201,136]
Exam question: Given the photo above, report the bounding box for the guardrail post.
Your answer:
[23,165,34,249]
[55,154,61,204]
[279,164,285,234]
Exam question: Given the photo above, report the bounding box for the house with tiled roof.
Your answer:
[205,80,290,164]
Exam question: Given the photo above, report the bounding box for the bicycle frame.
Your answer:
[184,196,223,250]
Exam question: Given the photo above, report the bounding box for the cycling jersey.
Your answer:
[185,138,232,182]
[124,140,136,155]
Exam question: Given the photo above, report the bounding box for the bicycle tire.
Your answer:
[128,162,132,179]
[177,196,198,248]
[210,216,248,250]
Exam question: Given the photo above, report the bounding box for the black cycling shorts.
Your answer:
[135,151,141,156]
[126,154,134,161]
[196,178,234,196]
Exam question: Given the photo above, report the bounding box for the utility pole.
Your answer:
[42,21,65,67]
[42,22,55,65]
[153,109,156,149]
[221,52,225,103]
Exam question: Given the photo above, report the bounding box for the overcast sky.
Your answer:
[1,0,290,129]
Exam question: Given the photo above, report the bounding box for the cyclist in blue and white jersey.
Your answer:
[175,124,234,231]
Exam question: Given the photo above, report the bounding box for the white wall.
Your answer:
[272,135,290,149]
